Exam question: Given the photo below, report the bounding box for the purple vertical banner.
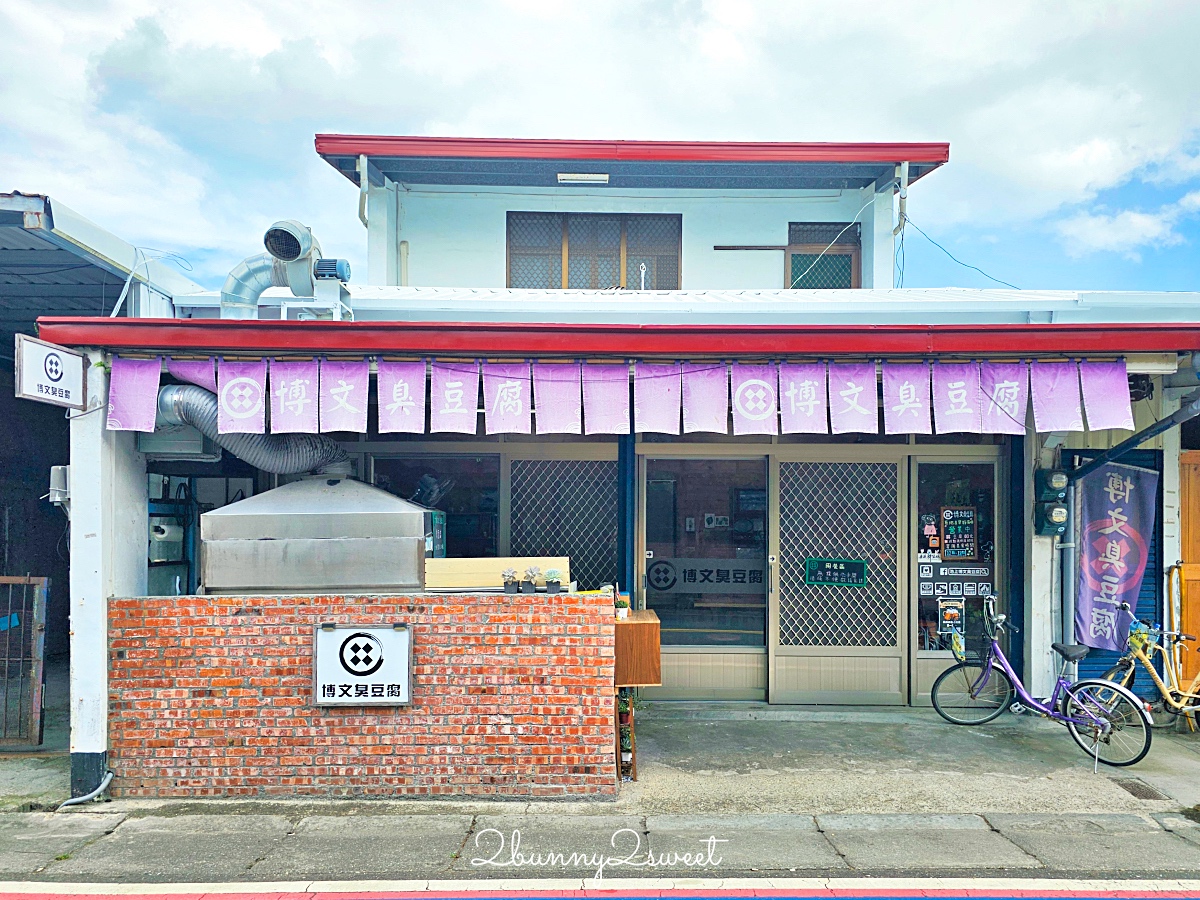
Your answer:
[532,362,582,434]
[1075,462,1158,651]
[429,361,479,434]
[218,359,267,434]
[980,362,1029,435]
[1080,360,1135,432]
[634,362,681,434]
[377,361,427,434]
[106,356,161,432]
[932,362,982,434]
[779,362,828,434]
[681,363,728,434]
[730,363,778,435]
[166,357,216,393]
[1031,361,1083,432]
[319,359,370,433]
[269,359,318,433]
[882,362,931,435]
[582,364,630,435]
[483,362,532,435]
[827,362,878,434]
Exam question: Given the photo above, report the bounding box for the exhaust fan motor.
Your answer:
[314,258,352,282]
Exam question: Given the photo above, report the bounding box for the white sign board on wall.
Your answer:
[14,334,86,410]
[313,624,412,706]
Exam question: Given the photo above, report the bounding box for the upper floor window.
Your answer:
[787,222,861,289]
[507,212,681,290]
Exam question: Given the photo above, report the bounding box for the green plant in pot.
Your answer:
[618,695,631,724]
[614,594,630,619]
[521,566,541,594]
[502,567,519,595]
[544,568,563,594]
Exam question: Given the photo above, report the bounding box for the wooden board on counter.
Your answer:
[424,556,570,591]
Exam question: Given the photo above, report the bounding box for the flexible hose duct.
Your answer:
[157,384,352,475]
[220,253,288,320]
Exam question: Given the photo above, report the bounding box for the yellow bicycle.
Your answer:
[1102,612,1199,731]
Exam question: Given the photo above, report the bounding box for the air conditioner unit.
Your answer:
[138,424,222,462]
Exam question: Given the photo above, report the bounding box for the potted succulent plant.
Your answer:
[544,568,563,593]
[521,565,541,594]
[614,594,630,619]
[618,695,631,725]
[502,567,519,595]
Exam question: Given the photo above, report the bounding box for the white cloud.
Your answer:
[2,0,1199,285]
[1056,190,1200,260]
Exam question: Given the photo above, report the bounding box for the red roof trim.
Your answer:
[314,134,951,165]
[35,317,1195,356]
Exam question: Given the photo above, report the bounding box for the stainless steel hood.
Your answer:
[200,477,426,594]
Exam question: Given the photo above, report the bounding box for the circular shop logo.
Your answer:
[220,377,263,419]
[44,352,63,382]
[646,559,678,591]
[734,379,776,421]
[339,632,384,677]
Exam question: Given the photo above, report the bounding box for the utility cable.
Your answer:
[789,196,876,289]
[905,216,1019,290]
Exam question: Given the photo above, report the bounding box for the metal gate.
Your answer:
[510,459,619,590]
[774,461,904,703]
[0,577,47,746]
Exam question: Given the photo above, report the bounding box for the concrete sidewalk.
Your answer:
[3,808,1200,882]
[4,698,1200,882]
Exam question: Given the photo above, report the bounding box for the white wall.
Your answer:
[70,353,148,759]
[371,184,893,290]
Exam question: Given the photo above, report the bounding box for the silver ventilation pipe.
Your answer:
[157,385,352,476]
[219,220,323,320]
[220,254,289,319]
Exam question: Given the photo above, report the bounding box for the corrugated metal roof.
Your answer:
[173,285,1200,327]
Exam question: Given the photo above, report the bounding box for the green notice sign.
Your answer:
[804,557,868,587]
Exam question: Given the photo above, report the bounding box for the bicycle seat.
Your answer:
[1052,642,1091,662]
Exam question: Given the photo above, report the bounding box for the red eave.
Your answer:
[314,134,951,165]
[34,317,1198,357]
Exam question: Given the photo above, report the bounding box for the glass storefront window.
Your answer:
[915,462,996,653]
[374,456,500,557]
[645,458,767,647]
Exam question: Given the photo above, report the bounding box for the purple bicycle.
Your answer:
[931,595,1152,767]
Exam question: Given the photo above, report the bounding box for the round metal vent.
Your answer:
[264,227,303,261]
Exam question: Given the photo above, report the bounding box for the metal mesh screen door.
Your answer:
[510,460,619,590]
[0,577,47,746]
[778,462,899,647]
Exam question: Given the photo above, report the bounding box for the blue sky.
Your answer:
[3,1,1199,292]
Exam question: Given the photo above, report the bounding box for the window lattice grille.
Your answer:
[506,213,681,289]
[510,459,619,590]
[626,215,681,290]
[788,222,861,246]
[789,252,855,289]
[508,212,563,289]
[778,461,898,647]
[567,215,622,289]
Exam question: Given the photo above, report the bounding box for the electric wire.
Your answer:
[904,216,1019,290]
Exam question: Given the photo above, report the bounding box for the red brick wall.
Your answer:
[108,593,616,798]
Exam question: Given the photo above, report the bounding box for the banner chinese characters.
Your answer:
[1075,462,1158,651]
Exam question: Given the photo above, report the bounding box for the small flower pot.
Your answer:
[615,606,629,619]
[545,580,561,594]
[520,580,535,594]
[618,711,631,725]
[503,582,519,595]
[620,752,632,763]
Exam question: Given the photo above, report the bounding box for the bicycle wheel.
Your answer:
[1060,679,1152,767]
[932,661,1014,725]
[1101,659,1135,691]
